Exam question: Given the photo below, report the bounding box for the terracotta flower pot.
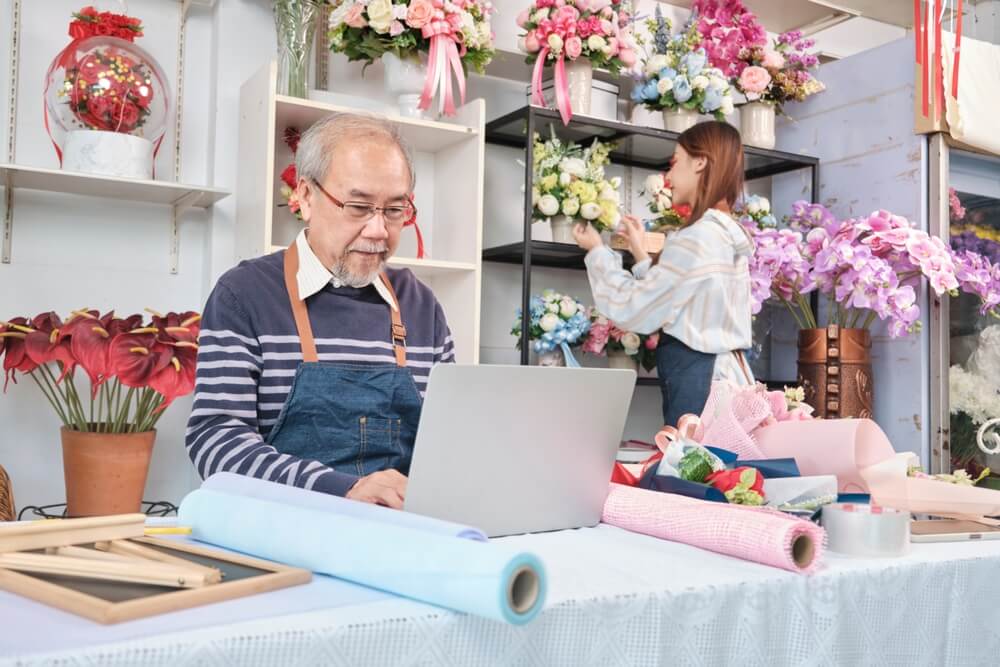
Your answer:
[61,427,155,517]
[797,325,873,419]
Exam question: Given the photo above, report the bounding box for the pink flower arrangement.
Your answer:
[518,0,638,73]
[735,30,825,113]
[738,65,770,94]
[690,0,766,79]
[949,187,966,222]
[583,311,659,371]
[747,201,1000,337]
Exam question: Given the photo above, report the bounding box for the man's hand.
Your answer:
[573,222,604,252]
[346,469,408,509]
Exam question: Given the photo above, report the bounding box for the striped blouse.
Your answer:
[584,208,754,364]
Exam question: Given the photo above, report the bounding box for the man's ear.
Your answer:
[296,179,313,221]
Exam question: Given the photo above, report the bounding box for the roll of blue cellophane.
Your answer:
[202,472,487,541]
[178,489,547,625]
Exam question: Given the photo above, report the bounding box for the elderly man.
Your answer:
[186,113,454,508]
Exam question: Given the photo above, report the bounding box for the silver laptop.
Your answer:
[404,364,636,537]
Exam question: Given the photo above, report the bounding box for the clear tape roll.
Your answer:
[821,503,910,557]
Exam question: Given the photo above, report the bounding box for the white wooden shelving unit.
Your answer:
[236,62,485,364]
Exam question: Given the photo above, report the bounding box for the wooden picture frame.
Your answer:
[0,536,311,624]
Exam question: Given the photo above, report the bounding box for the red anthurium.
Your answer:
[150,311,201,344]
[1,317,39,390]
[70,316,114,396]
[149,342,198,411]
[109,333,172,388]
[23,312,78,383]
[104,312,144,337]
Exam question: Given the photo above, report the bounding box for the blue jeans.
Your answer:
[656,335,716,428]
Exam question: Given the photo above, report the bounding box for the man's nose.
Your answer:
[362,214,390,240]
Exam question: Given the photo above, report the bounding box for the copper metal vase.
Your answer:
[797,326,873,419]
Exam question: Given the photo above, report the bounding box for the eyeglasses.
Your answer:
[311,180,417,227]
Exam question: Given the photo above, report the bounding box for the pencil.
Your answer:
[143,526,193,535]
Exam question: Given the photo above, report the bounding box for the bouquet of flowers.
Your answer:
[531,130,621,232]
[278,127,303,220]
[735,30,824,114]
[0,309,199,433]
[328,0,495,115]
[747,201,1000,337]
[518,0,639,123]
[690,0,767,79]
[734,194,776,229]
[632,7,733,120]
[511,290,591,360]
[639,172,690,232]
[582,311,659,371]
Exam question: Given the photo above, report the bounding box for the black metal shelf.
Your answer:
[482,240,640,271]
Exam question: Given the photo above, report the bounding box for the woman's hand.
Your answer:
[616,215,650,265]
[573,222,603,252]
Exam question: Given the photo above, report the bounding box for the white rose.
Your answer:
[587,35,606,52]
[759,197,771,213]
[644,54,670,76]
[538,194,560,217]
[562,197,581,216]
[559,172,572,186]
[366,0,394,34]
[580,202,602,220]
[547,302,560,313]
[692,75,709,90]
[548,33,564,52]
[559,157,587,177]
[610,176,622,189]
[720,96,735,116]
[747,200,761,215]
[621,332,641,355]
[656,78,672,96]
[560,300,577,317]
[600,185,619,204]
[477,22,491,46]
[656,192,672,211]
[539,313,560,332]
[710,75,726,90]
[644,173,664,195]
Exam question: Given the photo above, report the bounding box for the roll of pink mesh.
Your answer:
[601,484,826,574]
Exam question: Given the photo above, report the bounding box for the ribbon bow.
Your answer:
[610,414,706,486]
[419,15,467,117]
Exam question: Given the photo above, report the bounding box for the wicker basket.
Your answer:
[0,464,14,521]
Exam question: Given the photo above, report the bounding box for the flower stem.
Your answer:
[28,371,70,427]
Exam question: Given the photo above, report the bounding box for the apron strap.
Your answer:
[283,243,320,363]
[732,350,752,385]
[379,272,407,368]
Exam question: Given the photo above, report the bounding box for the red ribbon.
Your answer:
[914,0,922,65]
[952,0,964,97]
[921,0,930,118]
[934,0,944,122]
[403,196,425,259]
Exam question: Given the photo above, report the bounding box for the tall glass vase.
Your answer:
[273,0,321,99]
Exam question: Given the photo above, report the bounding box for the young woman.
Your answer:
[573,121,754,427]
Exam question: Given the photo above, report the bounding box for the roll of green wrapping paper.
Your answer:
[178,489,546,625]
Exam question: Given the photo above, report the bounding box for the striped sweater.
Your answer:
[185,249,455,497]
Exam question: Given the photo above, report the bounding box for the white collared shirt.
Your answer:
[295,230,397,310]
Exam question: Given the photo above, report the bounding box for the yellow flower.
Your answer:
[598,199,620,227]
[540,174,558,191]
[569,181,597,203]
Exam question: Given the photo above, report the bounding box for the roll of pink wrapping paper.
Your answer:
[753,419,895,493]
[601,484,826,574]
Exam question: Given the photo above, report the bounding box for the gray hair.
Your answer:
[295,112,415,190]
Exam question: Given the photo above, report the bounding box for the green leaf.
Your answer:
[739,467,759,488]
[677,447,713,482]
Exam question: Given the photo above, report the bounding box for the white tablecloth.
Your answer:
[3,524,1000,666]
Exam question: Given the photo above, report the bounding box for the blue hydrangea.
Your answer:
[659,66,677,81]
[672,76,692,103]
[702,87,722,112]
[681,49,706,78]
[642,80,660,102]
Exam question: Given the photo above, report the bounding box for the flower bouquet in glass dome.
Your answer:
[531,129,621,243]
[733,30,825,149]
[582,311,658,373]
[44,6,170,180]
[632,6,733,133]
[511,290,591,367]
[518,0,639,124]
[0,309,199,516]
[747,201,1000,417]
[328,0,495,118]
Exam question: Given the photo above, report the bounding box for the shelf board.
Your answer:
[0,163,229,208]
[485,106,819,177]
[482,240,637,271]
[275,96,478,153]
[268,246,476,276]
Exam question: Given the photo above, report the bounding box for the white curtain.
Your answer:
[943,31,1000,156]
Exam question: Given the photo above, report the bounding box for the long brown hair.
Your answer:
[677,121,744,226]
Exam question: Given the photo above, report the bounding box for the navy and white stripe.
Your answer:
[185,249,455,497]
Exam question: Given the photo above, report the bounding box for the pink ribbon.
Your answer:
[418,19,466,117]
[653,414,705,454]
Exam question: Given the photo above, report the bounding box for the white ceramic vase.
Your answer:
[740,101,776,149]
[550,214,576,244]
[61,130,154,179]
[565,59,593,116]
[663,108,699,133]
[383,52,428,118]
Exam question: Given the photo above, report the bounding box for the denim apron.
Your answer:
[264,244,423,477]
[656,335,751,427]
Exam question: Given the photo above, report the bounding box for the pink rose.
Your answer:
[618,48,636,67]
[405,0,434,29]
[389,20,405,37]
[738,65,772,94]
[524,31,541,53]
[599,19,613,35]
[565,35,583,59]
[644,333,659,350]
[605,37,619,56]
[761,48,784,69]
[516,8,531,28]
[554,5,580,23]
[344,3,367,29]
